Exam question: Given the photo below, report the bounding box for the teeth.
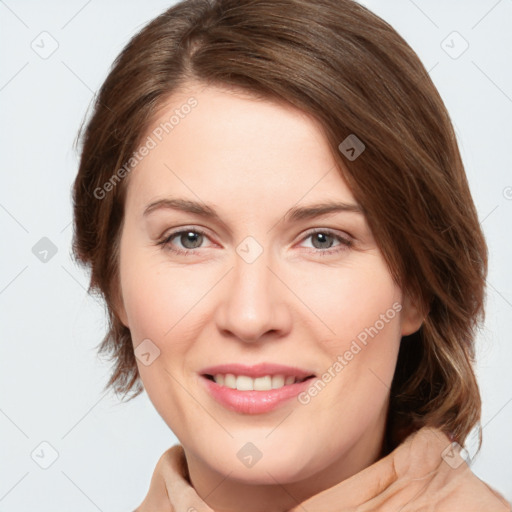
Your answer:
[271,375,285,389]
[254,376,272,390]
[213,373,304,391]
[224,374,236,388]
[236,375,253,391]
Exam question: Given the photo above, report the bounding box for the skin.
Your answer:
[116,82,423,512]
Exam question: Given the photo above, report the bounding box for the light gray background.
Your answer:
[1,0,511,510]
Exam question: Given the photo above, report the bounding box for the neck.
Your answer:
[183,410,388,512]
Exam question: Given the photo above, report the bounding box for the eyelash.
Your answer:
[157,227,353,257]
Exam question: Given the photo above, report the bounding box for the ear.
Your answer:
[400,292,425,336]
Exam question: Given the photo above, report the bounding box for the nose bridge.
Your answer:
[215,239,290,342]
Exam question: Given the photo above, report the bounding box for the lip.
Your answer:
[199,363,316,415]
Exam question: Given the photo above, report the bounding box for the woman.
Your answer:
[71,0,511,510]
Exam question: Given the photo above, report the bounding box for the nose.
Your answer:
[214,249,293,343]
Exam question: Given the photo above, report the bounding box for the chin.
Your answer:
[207,444,315,484]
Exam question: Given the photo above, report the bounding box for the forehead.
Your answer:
[124,83,356,215]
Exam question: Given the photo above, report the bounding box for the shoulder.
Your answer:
[439,464,510,512]
[393,427,511,511]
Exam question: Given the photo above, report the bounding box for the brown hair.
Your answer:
[72,0,487,454]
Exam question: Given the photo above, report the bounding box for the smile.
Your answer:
[204,373,311,390]
[199,363,316,414]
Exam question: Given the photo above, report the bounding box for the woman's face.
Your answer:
[116,82,422,486]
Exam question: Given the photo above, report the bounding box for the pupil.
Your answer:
[182,232,202,249]
[313,233,332,249]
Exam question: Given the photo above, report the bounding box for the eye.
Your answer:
[157,227,352,257]
[157,227,212,256]
[298,229,352,256]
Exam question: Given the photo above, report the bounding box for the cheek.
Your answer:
[298,256,403,400]
[120,246,205,343]
[120,269,170,342]
[119,252,201,423]
[291,255,402,344]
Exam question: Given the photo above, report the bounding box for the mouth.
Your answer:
[198,363,317,414]
[201,373,315,390]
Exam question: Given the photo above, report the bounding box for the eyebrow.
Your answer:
[143,198,363,223]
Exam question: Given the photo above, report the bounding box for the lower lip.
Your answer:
[200,375,315,414]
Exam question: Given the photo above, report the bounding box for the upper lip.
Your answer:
[200,363,315,379]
